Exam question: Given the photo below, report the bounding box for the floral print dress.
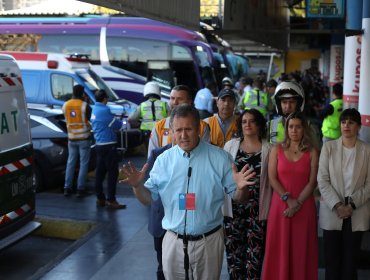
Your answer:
[224,149,267,280]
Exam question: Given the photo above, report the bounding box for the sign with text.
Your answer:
[306,0,345,18]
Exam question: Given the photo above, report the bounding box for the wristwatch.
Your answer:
[281,192,290,202]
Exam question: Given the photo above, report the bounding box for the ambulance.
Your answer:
[0,54,41,250]
[0,51,142,149]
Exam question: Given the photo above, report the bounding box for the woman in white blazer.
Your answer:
[318,108,370,280]
[223,108,272,279]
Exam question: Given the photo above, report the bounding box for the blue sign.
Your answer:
[306,0,345,18]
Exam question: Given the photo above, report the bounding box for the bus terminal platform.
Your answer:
[26,154,370,280]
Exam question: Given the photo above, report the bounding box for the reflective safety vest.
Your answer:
[322,99,343,139]
[140,98,168,131]
[205,115,238,148]
[62,99,91,140]
[242,88,269,117]
[269,116,285,144]
[155,117,209,147]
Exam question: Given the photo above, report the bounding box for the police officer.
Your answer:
[321,83,343,142]
[268,81,321,149]
[268,81,305,144]
[241,77,271,119]
[62,84,92,197]
[129,81,170,149]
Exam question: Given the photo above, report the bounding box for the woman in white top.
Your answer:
[318,108,370,280]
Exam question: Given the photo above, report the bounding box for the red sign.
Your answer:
[361,115,370,127]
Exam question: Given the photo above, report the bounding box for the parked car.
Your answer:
[28,105,96,192]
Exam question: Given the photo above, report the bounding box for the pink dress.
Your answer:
[262,145,318,280]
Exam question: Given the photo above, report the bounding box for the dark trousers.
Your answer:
[323,218,363,280]
[95,144,119,202]
[142,130,151,153]
[154,234,165,280]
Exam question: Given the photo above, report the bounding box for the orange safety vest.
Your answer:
[62,99,91,140]
[206,115,238,148]
[155,117,208,147]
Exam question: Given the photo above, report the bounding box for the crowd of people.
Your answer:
[63,70,370,279]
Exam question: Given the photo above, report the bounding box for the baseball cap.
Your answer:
[218,88,235,99]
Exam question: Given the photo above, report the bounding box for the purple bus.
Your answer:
[0,17,217,104]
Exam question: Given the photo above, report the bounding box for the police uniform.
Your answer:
[242,88,269,118]
[322,99,343,141]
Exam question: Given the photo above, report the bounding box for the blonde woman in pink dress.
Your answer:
[262,112,319,280]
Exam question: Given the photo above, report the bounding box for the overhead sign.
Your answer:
[306,0,345,18]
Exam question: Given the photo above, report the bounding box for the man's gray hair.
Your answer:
[169,104,200,130]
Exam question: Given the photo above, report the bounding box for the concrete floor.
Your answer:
[28,154,370,280]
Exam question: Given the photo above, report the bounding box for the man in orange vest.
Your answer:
[62,85,92,197]
[204,88,238,148]
[147,85,210,157]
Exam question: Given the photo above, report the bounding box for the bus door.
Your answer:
[147,59,199,100]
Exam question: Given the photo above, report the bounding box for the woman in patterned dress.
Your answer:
[223,109,272,279]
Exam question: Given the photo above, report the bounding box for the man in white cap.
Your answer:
[129,81,169,150]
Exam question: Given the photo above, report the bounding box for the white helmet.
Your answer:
[222,77,233,87]
[273,81,305,115]
[144,81,161,98]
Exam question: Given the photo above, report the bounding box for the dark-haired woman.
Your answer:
[223,109,272,279]
[262,112,318,280]
[318,108,370,280]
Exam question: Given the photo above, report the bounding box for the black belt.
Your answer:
[171,225,221,241]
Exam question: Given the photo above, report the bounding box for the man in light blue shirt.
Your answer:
[194,80,217,119]
[121,104,255,280]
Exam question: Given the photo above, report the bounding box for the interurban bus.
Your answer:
[0,17,218,104]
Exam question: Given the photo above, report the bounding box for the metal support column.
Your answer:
[343,0,363,109]
[359,0,370,141]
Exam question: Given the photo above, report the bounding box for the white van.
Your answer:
[0,54,41,250]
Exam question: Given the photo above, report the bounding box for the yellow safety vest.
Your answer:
[269,117,285,144]
[206,115,238,148]
[62,99,91,140]
[139,98,168,131]
[243,88,269,117]
[322,99,343,139]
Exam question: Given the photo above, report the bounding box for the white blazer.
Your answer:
[317,137,370,231]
